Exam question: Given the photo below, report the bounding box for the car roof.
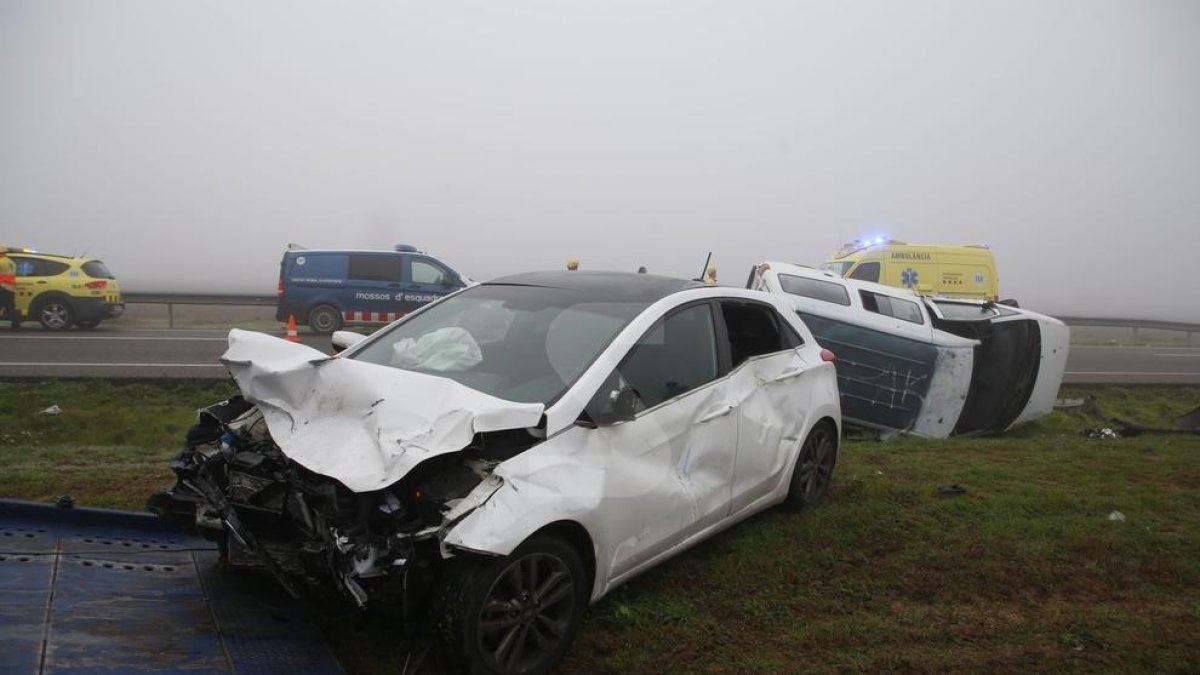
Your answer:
[488,270,706,303]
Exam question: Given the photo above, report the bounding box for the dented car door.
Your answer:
[599,301,736,578]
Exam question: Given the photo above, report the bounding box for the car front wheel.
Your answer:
[36,298,75,331]
[435,535,589,675]
[307,304,342,334]
[786,421,838,509]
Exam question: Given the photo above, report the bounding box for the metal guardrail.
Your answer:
[120,293,1200,339]
[122,292,276,328]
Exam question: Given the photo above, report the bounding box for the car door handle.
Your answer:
[771,367,804,383]
[698,404,736,423]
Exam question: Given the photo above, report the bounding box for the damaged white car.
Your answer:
[150,271,841,675]
[747,262,1069,438]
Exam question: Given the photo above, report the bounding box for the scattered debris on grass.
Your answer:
[38,405,63,416]
[1107,510,1126,522]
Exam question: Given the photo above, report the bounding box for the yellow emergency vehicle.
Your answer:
[822,239,999,301]
[6,248,124,330]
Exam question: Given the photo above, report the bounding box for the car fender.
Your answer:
[441,424,610,599]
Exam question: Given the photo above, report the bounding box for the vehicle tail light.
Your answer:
[277,278,285,300]
[84,280,107,290]
[820,348,837,363]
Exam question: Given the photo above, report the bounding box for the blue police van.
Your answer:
[276,245,470,333]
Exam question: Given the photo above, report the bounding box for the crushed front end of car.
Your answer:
[148,329,546,613]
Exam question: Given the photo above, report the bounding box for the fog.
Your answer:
[2,0,1198,320]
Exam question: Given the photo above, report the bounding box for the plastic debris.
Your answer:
[1107,510,1126,522]
[1082,427,1118,439]
[938,484,967,496]
[1053,398,1085,408]
[38,405,63,416]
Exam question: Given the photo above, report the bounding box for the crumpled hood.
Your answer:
[220,329,545,492]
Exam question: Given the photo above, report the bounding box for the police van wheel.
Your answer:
[307,305,342,334]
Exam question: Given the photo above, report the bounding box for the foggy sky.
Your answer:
[2,0,1198,321]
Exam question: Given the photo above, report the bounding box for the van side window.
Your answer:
[412,259,449,285]
[777,273,850,306]
[859,291,924,324]
[721,301,790,367]
[848,262,880,282]
[348,254,402,282]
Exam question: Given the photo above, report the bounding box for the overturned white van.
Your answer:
[748,262,1068,437]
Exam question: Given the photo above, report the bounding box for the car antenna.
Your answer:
[695,251,712,282]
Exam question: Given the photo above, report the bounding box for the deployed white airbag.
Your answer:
[220,329,544,492]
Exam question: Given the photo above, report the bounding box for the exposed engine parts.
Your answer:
[149,397,539,609]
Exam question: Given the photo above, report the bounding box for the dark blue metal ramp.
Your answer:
[0,500,345,675]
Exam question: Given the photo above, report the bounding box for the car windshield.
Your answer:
[349,284,650,405]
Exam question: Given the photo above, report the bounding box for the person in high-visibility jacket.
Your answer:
[0,246,20,330]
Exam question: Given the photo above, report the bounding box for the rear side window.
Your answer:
[848,262,880,282]
[721,301,791,367]
[777,273,850,306]
[860,291,924,324]
[348,254,402,282]
[290,254,347,281]
[81,261,114,279]
[12,257,69,277]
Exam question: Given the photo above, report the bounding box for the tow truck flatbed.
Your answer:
[0,500,345,674]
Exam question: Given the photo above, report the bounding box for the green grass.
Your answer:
[1,380,1198,674]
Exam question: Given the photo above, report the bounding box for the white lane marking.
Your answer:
[0,362,224,368]
[0,336,239,341]
[1154,353,1200,357]
[1067,371,1200,376]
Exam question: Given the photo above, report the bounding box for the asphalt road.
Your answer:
[0,327,1198,383]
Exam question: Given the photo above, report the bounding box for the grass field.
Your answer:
[1,380,1197,674]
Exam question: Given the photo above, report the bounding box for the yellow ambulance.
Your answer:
[822,239,1000,301]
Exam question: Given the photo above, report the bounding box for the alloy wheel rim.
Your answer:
[42,304,69,329]
[477,552,575,673]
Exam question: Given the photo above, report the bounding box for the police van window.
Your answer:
[777,274,851,306]
[721,301,790,367]
[411,259,448,285]
[290,254,346,281]
[848,262,880,282]
[859,291,924,324]
[348,254,403,282]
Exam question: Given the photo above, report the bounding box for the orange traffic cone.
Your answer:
[285,314,301,343]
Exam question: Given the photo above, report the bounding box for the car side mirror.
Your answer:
[331,330,367,354]
[582,386,642,427]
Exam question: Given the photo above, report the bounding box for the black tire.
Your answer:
[786,421,838,509]
[307,304,342,334]
[35,297,75,331]
[435,535,589,675]
[75,319,101,329]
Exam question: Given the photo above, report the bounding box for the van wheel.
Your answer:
[36,298,75,331]
[786,421,837,509]
[307,305,342,334]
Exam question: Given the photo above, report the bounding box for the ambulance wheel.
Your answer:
[35,297,75,331]
[307,304,342,334]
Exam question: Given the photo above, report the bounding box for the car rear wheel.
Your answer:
[435,535,589,675]
[307,304,342,334]
[786,421,837,509]
[35,298,75,331]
